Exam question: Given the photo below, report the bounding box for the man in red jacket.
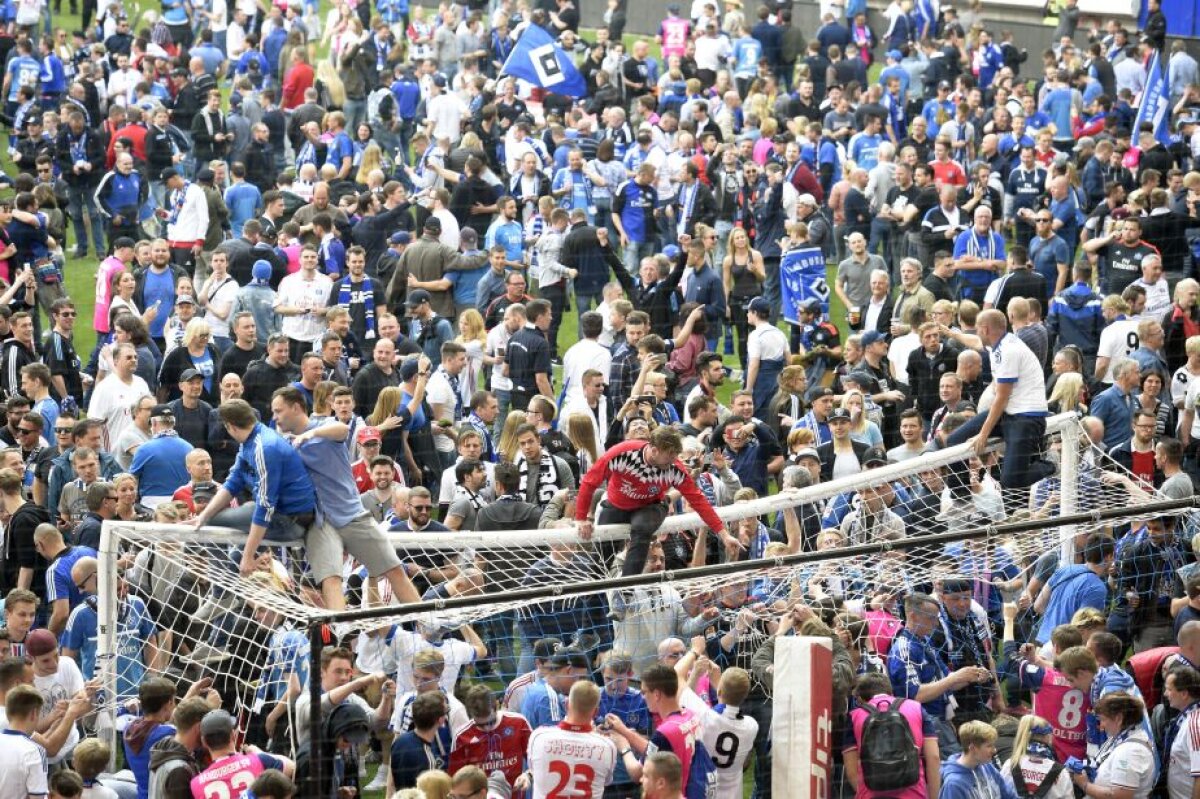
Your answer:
[575,426,738,575]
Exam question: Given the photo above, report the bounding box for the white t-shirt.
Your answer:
[1168,706,1200,799]
[1133,277,1171,321]
[1094,731,1156,799]
[747,324,789,363]
[426,370,460,454]
[426,93,467,143]
[88,373,151,452]
[693,35,732,72]
[887,332,920,386]
[990,333,1048,415]
[527,723,617,799]
[275,271,333,342]
[681,689,758,799]
[34,657,85,764]
[380,629,477,694]
[0,729,47,798]
[1172,364,1199,409]
[1000,754,1074,799]
[1096,318,1141,383]
[201,275,240,339]
[1185,378,1200,439]
[562,339,613,404]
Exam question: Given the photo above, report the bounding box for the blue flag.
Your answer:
[780,246,830,325]
[1134,49,1172,148]
[501,24,588,98]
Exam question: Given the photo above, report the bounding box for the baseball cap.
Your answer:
[662,244,681,260]
[862,446,888,467]
[180,368,203,382]
[200,710,236,738]
[827,407,852,422]
[357,426,382,443]
[794,446,820,461]
[532,639,561,661]
[1072,136,1095,152]
[406,288,432,309]
[432,73,447,88]
[389,231,412,245]
[747,297,772,316]
[196,168,215,183]
[459,228,478,247]
[797,193,817,207]
[937,79,952,90]
[25,629,57,657]
[150,404,175,419]
[887,49,902,60]
[175,294,195,306]
[399,357,421,381]
[861,330,886,347]
[423,216,442,234]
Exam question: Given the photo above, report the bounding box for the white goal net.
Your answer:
[94,412,1189,737]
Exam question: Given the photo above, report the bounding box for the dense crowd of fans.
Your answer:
[0,0,1195,796]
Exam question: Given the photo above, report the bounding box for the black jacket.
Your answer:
[608,245,686,339]
[906,344,959,416]
[816,439,869,483]
[242,357,300,417]
[55,127,105,187]
[674,181,717,238]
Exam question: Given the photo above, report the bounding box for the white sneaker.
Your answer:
[362,770,389,793]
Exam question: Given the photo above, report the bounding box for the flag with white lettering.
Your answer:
[1134,48,1172,148]
[500,24,588,98]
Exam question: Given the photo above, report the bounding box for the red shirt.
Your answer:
[107,122,148,169]
[282,62,314,110]
[928,158,966,188]
[448,711,531,787]
[575,440,724,533]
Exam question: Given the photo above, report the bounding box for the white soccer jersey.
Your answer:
[1096,318,1141,383]
[0,729,48,798]
[527,722,617,799]
[379,629,477,694]
[989,333,1048,415]
[681,689,759,799]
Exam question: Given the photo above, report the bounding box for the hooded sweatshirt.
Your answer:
[1035,564,1108,643]
[124,718,176,799]
[939,758,1019,799]
[147,736,198,799]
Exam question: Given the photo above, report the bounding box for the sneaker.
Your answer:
[362,770,389,793]
[70,247,88,259]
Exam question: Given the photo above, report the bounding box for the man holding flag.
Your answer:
[499,22,589,101]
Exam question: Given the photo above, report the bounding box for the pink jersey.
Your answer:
[528,721,617,799]
[1030,666,1088,761]
[94,256,127,333]
[659,17,690,59]
[846,696,931,799]
[652,709,703,785]
[190,752,266,799]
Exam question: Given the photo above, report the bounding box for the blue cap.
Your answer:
[887,49,902,60]
[662,244,681,260]
[389,231,411,245]
[747,297,771,316]
[252,259,272,283]
[861,330,886,346]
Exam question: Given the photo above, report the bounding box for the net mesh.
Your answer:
[95,413,1190,727]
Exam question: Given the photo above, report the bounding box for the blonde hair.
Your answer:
[456,309,487,347]
[416,771,451,799]
[368,387,403,426]
[315,60,345,107]
[1048,372,1084,412]
[355,143,384,185]
[840,389,870,434]
[497,411,528,463]
[182,318,212,349]
[1009,714,1054,768]
[563,412,598,466]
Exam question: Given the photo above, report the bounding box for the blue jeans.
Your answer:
[210,503,311,543]
[945,412,1055,490]
[762,255,781,323]
[475,610,517,683]
[622,240,655,275]
[67,183,104,255]
[492,388,511,440]
[713,219,734,270]
[343,98,366,135]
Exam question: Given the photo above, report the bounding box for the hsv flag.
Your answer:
[501,24,588,98]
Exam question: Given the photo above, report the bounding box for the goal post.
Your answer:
[92,410,1178,794]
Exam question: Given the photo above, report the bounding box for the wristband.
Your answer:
[619,749,631,756]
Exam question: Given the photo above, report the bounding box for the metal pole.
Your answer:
[306,624,326,799]
[1058,415,1081,566]
[96,521,120,769]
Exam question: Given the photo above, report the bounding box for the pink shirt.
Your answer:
[190,752,266,799]
[846,695,932,799]
[94,256,127,333]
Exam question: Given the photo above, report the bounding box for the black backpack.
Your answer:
[858,698,921,793]
[1010,762,1065,799]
